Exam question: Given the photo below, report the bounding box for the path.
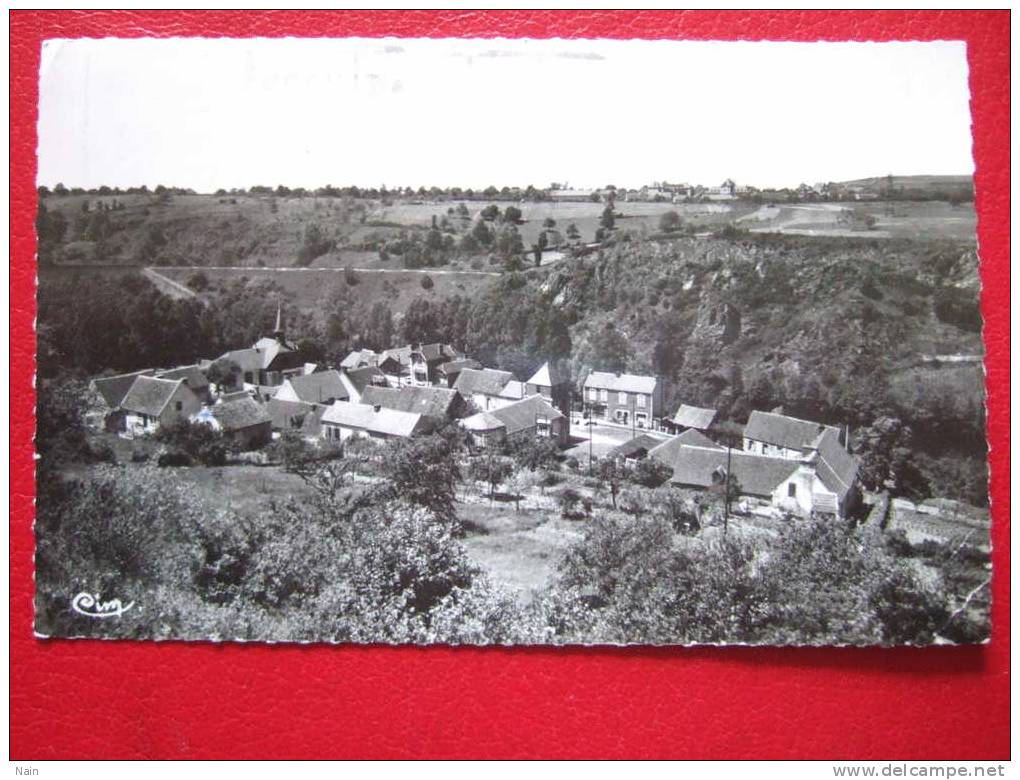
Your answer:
[141,267,199,300]
[167,265,502,277]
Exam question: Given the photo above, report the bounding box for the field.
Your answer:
[369,199,754,247]
[738,200,976,241]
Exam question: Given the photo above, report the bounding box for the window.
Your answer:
[788,482,797,498]
[600,389,608,402]
[618,391,628,404]
[588,388,597,401]
[636,394,646,408]
[175,401,183,411]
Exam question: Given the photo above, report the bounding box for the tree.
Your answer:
[600,204,615,231]
[542,217,556,229]
[658,210,682,233]
[503,206,522,224]
[566,223,580,241]
[480,204,500,222]
[593,323,629,374]
[595,458,627,510]
[207,358,242,392]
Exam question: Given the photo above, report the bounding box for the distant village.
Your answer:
[87,302,862,522]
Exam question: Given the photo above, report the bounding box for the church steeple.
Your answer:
[271,299,285,342]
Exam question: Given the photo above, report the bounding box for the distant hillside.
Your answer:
[836,174,974,198]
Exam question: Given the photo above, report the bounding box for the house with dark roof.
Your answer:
[655,414,860,519]
[338,365,390,403]
[461,395,567,447]
[155,364,211,403]
[267,397,319,433]
[672,404,717,432]
[360,384,467,422]
[435,358,482,388]
[453,368,526,411]
[606,433,668,462]
[273,370,349,406]
[202,396,272,449]
[375,342,465,387]
[119,376,202,437]
[582,371,663,428]
[87,369,155,431]
[743,410,841,460]
[320,400,431,442]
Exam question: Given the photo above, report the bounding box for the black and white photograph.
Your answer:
[34,37,989,646]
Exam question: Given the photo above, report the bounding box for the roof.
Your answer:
[220,347,264,375]
[219,390,252,404]
[673,404,717,430]
[360,384,461,420]
[606,434,665,460]
[583,371,658,394]
[488,395,564,436]
[812,427,859,501]
[340,349,379,370]
[527,361,571,388]
[320,400,425,438]
[667,445,800,497]
[419,342,462,362]
[120,376,186,417]
[461,411,506,432]
[341,365,388,395]
[437,358,482,376]
[282,370,349,404]
[744,411,839,451]
[648,429,723,466]
[91,369,154,408]
[453,368,515,398]
[266,398,318,430]
[156,364,209,392]
[501,380,527,400]
[211,396,272,431]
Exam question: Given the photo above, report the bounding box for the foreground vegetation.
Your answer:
[36,400,987,645]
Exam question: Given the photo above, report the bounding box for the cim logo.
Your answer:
[71,592,135,619]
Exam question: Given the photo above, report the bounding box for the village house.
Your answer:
[606,433,667,463]
[650,414,860,519]
[341,343,465,387]
[266,397,320,434]
[154,364,212,404]
[435,358,483,388]
[214,306,304,399]
[453,367,527,411]
[671,404,718,433]
[359,384,468,424]
[119,376,203,437]
[338,365,389,403]
[205,395,273,449]
[87,368,155,431]
[320,400,431,442]
[742,410,843,460]
[273,370,349,406]
[525,361,573,420]
[582,371,663,428]
[461,394,568,448]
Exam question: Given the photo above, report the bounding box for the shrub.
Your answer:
[158,449,193,467]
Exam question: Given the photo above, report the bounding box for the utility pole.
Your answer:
[723,430,732,538]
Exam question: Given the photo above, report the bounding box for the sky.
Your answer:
[37,37,974,193]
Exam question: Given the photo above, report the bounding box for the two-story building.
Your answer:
[582,371,663,428]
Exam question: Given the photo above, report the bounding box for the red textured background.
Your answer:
[9,11,1010,759]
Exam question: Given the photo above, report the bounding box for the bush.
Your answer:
[155,420,227,466]
[158,449,193,467]
[420,274,434,291]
